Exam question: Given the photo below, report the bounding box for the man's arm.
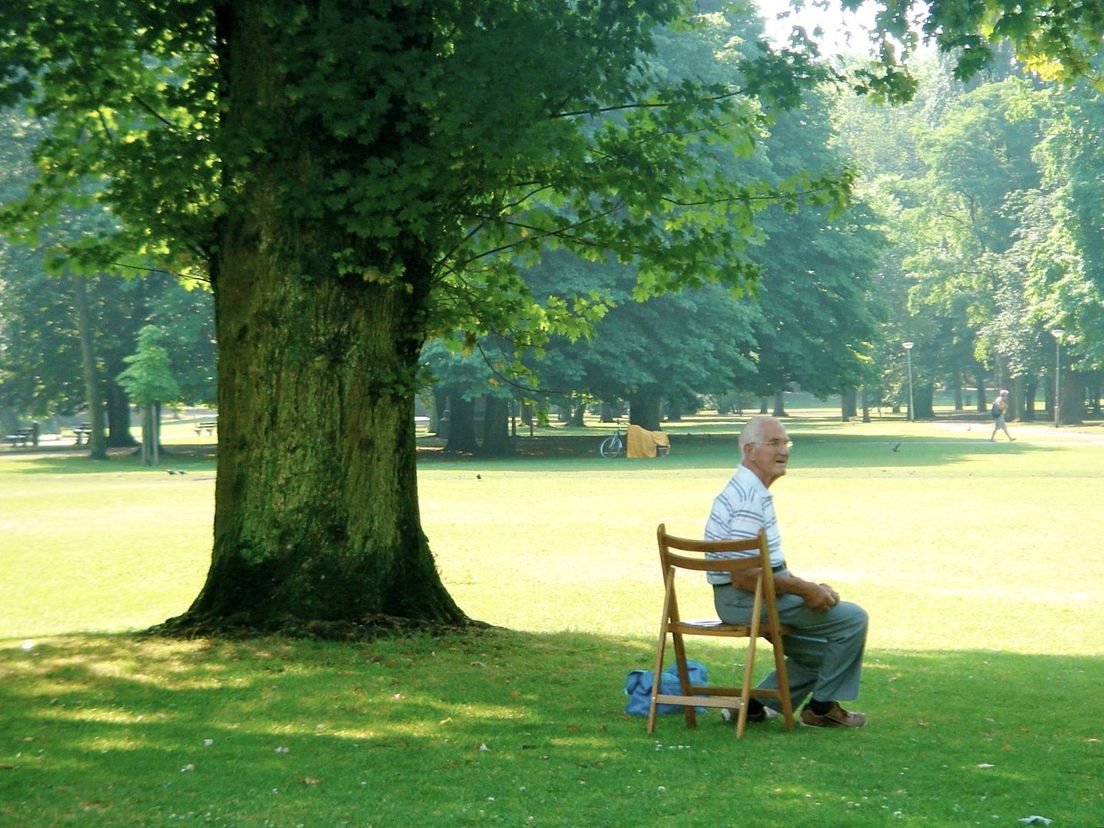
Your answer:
[728,570,840,611]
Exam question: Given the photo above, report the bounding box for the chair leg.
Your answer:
[671,632,697,729]
[646,633,668,734]
[735,634,758,738]
[770,634,795,730]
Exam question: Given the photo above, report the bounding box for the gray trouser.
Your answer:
[713,579,868,709]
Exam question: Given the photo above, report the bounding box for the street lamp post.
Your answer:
[1051,328,1065,428]
[902,341,914,421]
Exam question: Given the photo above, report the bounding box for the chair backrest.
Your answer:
[655,523,779,633]
[656,523,772,581]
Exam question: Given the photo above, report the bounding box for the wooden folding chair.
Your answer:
[646,524,795,738]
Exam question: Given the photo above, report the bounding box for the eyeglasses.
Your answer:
[750,438,793,449]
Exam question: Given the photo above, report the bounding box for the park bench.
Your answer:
[72,424,92,445]
[3,427,35,447]
[194,419,218,436]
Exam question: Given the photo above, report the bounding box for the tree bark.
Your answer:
[170,1,465,632]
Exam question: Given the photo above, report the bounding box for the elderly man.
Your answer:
[705,415,868,728]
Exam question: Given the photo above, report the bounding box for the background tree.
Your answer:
[116,325,182,465]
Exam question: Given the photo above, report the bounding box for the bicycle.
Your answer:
[599,419,627,458]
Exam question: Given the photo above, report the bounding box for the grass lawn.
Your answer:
[2,408,1103,826]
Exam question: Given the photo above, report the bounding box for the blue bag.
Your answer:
[624,660,709,716]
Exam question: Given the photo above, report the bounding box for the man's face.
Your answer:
[742,421,790,487]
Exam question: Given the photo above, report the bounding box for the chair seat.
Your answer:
[673,619,793,638]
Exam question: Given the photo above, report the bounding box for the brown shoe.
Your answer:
[800,702,866,728]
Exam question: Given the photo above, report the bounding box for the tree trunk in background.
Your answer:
[139,404,158,466]
[567,399,586,426]
[913,383,935,419]
[480,395,513,456]
[171,3,465,632]
[629,391,662,431]
[841,387,857,421]
[427,390,444,435]
[74,275,108,460]
[1022,378,1037,420]
[105,381,139,447]
[666,396,683,422]
[1059,373,1084,425]
[975,369,988,414]
[771,391,786,417]
[444,396,479,454]
[1010,376,1026,420]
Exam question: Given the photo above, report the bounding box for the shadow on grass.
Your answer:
[2,630,1101,825]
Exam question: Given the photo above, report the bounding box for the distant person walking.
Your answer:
[990,389,1014,442]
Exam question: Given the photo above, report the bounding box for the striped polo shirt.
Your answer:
[703,464,783,585]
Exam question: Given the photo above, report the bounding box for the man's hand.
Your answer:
[802,582,840,611]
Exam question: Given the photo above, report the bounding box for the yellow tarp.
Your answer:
[626,424,671,458]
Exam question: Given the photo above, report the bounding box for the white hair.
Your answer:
[739,415,780,449]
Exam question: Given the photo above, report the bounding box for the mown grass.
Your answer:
[2,410,1104,826]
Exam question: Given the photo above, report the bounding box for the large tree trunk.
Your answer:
[169,1,465,633]
[181,255,466,629]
